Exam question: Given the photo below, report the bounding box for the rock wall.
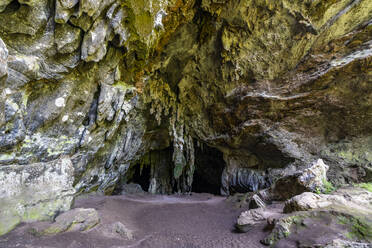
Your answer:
[0,156,75,235]
[0,0,371,230]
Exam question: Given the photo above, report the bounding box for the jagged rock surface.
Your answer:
[0,0,371,236]
[32,208,100,235]
[0,156,75,235]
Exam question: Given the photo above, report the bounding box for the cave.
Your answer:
[128,164,151,192]
[191,143,226,195]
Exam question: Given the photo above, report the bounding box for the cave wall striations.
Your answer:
[0,0,371,227]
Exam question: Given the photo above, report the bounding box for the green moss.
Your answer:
[316,179,336,194]
[354,183,372,193]
[0,213,21,236]
[338,216,372,241]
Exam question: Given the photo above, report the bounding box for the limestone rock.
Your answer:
[236,208,269,233]
[54,24,82,54]
[284,187,372,215]
[261,215,296,246]
[81,18,110,62]
[7,54,40,80]
[0,37,7,79]
[98,221,134,240]
[221,167,271,195]
[38,208,100,235]
[236,207,281,233]
[119,183,145,195]
[249,194,267,209]
[0,0,12,12]
[298,159,329,191]
[270,159,330,200]
[325,239,372,248]
[0,156,75,235]
[0,0,371,229]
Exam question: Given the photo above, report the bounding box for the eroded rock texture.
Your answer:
[0,0,371,234]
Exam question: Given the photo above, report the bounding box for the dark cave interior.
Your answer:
[192,144,226,195]
[128,164,151,192]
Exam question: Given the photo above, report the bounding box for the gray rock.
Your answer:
[7,54,40,80]
[221,167,270,195]
[249,194,267,209]
[236,207,281,233]
[0,156,75,235]
[80,0,102,17]
[0,0,12,12]
[269,159,330,200]
[99,221,134,240]
[0,37,7,79]
[284,187,372,215]
[54,24,82,54]
[119,183,145,194]
[37,208,100,235]
[58,0,79,9]
[0,0,48,35]
[325,239,372,248]
[81,18,110,62]
[55,0,74,24]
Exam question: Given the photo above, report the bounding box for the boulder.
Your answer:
[236,207,281,233]
[0,156,75,235]
[270,159,329,200]
[36,208,100,235]
[284,187,372,215]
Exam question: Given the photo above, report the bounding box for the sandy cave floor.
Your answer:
[0,193,286,248]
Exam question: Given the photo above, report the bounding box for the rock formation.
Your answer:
[0,0,371,238]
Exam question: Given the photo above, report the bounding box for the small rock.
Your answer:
[98,221,134,240]
[249,194,267,209]
[236,208,270,233]
[109,222,133,240]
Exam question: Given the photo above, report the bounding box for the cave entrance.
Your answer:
[128,164,151,192]
[192,143,225,195]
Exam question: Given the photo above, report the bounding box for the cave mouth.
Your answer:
[128,164,151,192]
[191,143,226,195]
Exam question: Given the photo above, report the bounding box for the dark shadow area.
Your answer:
[128,165,151,192]
[192,143,225,195]
[3,0,21,13]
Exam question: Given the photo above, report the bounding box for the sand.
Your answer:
[0,193,270,248]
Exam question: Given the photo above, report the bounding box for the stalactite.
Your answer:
[169,105,195,193]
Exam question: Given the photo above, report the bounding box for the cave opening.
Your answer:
[128,164,151,192]
[191,143,226,195]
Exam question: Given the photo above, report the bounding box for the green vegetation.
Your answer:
[315,179,336,194]
[338,216,372,241]
[354,183,372,192]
